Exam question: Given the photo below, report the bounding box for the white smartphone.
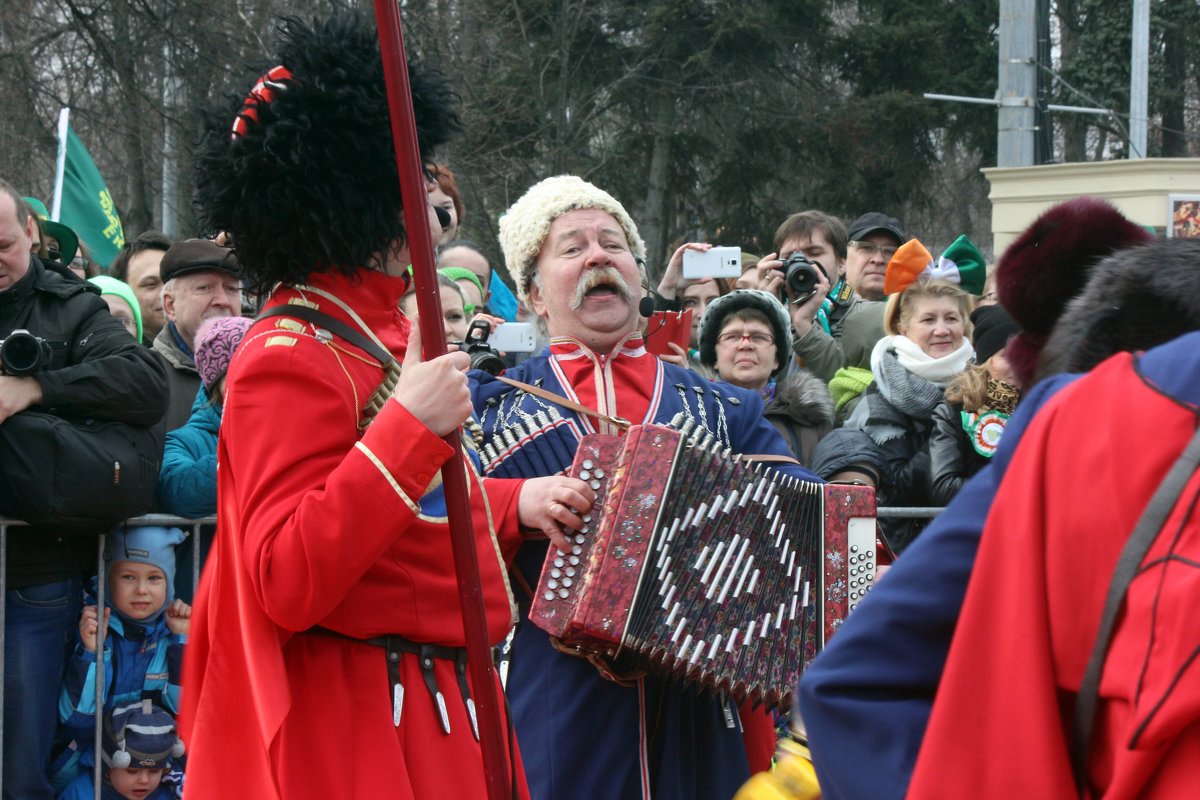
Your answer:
[489,322,538,353]
[682,246,742,279]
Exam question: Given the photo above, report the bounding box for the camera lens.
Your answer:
[469,348,505,376]
[783,254,819,297]
[0,331,44,377]
[459,320,505,376]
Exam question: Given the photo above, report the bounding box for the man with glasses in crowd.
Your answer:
[843,212,905,302]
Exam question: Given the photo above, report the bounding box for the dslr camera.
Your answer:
[0,330,52,377]
[781,253,830,301]
[458,319,505,376]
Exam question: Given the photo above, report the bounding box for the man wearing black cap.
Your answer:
[845,212,906,302]
[153,238,242,430]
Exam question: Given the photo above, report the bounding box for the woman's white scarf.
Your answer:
[872,334,975,386]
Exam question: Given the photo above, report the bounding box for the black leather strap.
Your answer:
[257,304,396,366]
[1069,423,1200,794]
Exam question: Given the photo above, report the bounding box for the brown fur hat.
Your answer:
[995,197,1153,384]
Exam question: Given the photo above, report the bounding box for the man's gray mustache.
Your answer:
[570,267,635,310]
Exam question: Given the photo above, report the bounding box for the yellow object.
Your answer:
[734,738,821,800]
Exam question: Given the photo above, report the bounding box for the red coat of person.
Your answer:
[178,269,528,799]
[908,349,1200,799]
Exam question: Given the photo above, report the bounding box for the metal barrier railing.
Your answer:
[0,515,215,800]
[0,506,941,798]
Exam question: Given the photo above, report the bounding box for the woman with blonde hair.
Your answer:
[841,235,983,550]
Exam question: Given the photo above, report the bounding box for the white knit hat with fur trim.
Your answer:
[499,175,646,302]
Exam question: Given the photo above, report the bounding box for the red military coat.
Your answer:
[909,351,1200,799]
[179,269,528,799]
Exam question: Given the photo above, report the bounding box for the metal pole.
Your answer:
[370,4,511,798]
[93,534,106,800]
[1129,0,1149,158]
[160,43,182,236]
[0,526,6,800]
[997,0,1038,167]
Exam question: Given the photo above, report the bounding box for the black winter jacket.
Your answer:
[0,255,169,587]
[927,400,991,507]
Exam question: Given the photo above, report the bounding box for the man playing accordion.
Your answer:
[471,176,821,800]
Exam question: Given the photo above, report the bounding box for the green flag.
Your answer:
[53,109,124,269]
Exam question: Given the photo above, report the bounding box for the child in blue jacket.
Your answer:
[51,526,189,790]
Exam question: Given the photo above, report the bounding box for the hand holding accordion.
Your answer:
[530,420,876,711]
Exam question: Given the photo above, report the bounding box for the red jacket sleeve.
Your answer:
[223,339,454,632]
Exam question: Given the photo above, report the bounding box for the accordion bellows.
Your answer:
[530,420,876,711]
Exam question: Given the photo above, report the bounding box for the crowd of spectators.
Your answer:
[0,157,1087,798]
[2,20,1195,796]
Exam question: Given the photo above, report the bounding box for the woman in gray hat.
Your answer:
[698,289,834,467]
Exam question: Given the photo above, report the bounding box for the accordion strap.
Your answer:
[497,375,630,431]
[547,636,647,688]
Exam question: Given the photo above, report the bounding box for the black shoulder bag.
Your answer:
[0,411,165,530]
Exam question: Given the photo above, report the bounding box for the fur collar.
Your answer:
[765,368,835,429]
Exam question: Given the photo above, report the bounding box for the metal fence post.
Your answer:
[93,533,106,800]
[0,525,6,800]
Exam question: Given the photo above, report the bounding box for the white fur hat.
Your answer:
[499,175,646,302]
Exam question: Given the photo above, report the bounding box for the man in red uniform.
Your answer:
[907,328,1200,799]
[178,13,590,799]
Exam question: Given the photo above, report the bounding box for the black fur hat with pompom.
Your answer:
[995,197,1153,384]
[193,12,461,294]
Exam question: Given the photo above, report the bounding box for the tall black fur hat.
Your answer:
[1035,237,1200,382]
[193,12,461,293]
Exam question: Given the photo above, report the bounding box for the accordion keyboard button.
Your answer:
[544,591,556,601]
[569,556,580,566]
[547,579,559,589]
[580,470,591,480]
[559,589,570,599]
[572,545,583,555]
[562,578,573,588]
[565,567,576,577]
[582,460,594,470]
[551,569,562,579]
[554,558,565,568]
[575,534,586,544]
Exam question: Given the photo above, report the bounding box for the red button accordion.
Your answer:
[529,421,876,711]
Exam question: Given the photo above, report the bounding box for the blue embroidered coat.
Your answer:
[471,334,819,800]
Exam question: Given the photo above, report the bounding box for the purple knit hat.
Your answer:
[194,316,253,392]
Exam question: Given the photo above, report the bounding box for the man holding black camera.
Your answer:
[749,211,904,384]
[0,178,168,800]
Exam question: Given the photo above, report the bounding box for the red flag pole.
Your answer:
[372,3,511,798]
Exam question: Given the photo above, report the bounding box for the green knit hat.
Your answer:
[438,267,484,313]
[89,275,143,343]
